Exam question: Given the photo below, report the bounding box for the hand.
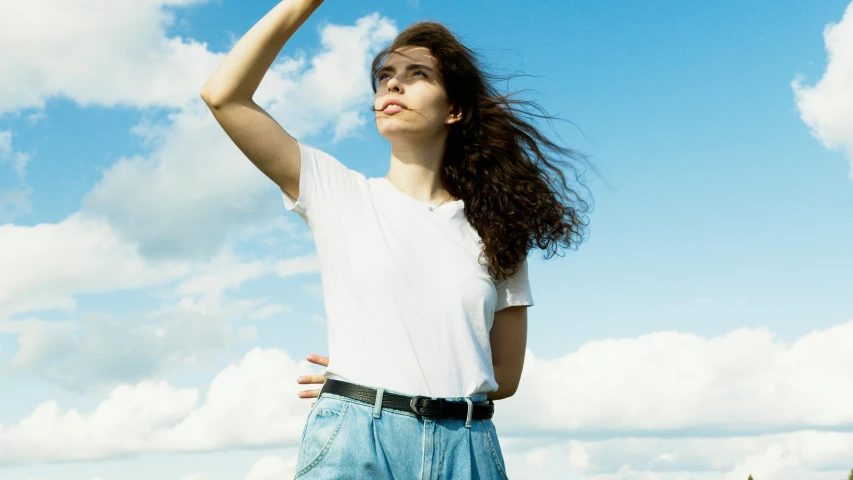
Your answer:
[297,353,329,408]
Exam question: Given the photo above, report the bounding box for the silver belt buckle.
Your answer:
[409,395,443,418]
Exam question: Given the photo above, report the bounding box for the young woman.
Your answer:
[201,1,591,478]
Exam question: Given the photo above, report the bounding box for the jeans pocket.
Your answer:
[483,419,510,480]
[295,398,349,478]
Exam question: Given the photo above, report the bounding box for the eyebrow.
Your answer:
[376,63,437,77]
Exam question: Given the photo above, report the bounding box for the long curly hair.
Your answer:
[371,21,595,284]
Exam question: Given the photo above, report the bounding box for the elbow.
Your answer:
[199,86,229,108]
[200,88,218,108]
[490,366,521,400]
[503,378,521,398]
[487,383,519,402]
[505,384,519,398]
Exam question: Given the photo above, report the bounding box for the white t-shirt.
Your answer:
[282,142,534,397]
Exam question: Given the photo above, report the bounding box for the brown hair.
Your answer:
[371,22,595,283]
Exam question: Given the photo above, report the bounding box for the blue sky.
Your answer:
[1,0,852,479]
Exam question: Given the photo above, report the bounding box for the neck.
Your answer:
[385,136,455,204]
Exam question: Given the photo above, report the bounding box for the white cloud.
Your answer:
[0,129,31,179]
[173,254,272,309]
[154,349,311,451]
[792,1,853,178]
[0,246,317,387]
[0,304,239,389]
[498,431,853,479]
[0,186,33,223]
[496,320,853,435]
[169,250,316,308]
[273,255,320,278]
[0,213,190,319]
[248,304,291,320]
[243,455,296,480]
[0,209,322,388]
[0,319,78,372]
[0,207,315,321]
[0,380,199,463]
[300,283,323,300]
[0,0,216,113]
[333,110,368,141]
[0,129,33,221]
[0,348,316,463]
[166,250,313,320]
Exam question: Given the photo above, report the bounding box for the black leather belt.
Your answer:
[320,378,495,420]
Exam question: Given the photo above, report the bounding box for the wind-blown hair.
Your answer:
[371,21,594,284]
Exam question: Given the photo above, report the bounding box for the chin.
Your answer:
[377,124,417,140]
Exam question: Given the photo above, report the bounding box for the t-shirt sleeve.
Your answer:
[281,141,366,230]
[494,257,534,311]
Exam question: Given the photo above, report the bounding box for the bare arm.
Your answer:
[200,0,325,197]
[487,306,529,401]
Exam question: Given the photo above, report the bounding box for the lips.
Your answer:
[381,99,408,111]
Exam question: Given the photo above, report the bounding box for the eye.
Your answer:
[412,70,427,78]
[377,73,391,82]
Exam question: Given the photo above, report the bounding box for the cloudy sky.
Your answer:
[1,0,853,479]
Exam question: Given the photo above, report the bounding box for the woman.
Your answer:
[201,1,591,478]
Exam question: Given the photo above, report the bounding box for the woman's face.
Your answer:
[374,46,461,142]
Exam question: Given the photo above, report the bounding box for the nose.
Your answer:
[386,74,403,93]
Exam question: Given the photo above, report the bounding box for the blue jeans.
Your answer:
[294,384,510,479]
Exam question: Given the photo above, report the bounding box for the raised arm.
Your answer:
[200,0,325,199]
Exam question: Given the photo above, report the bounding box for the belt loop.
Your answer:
[373,387,385,419]
[464,397,473,428]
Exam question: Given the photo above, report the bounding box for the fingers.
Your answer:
[298,388,321,399]
[297,354,328,402]
[306,354,329,367]
[297,373,326,385]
